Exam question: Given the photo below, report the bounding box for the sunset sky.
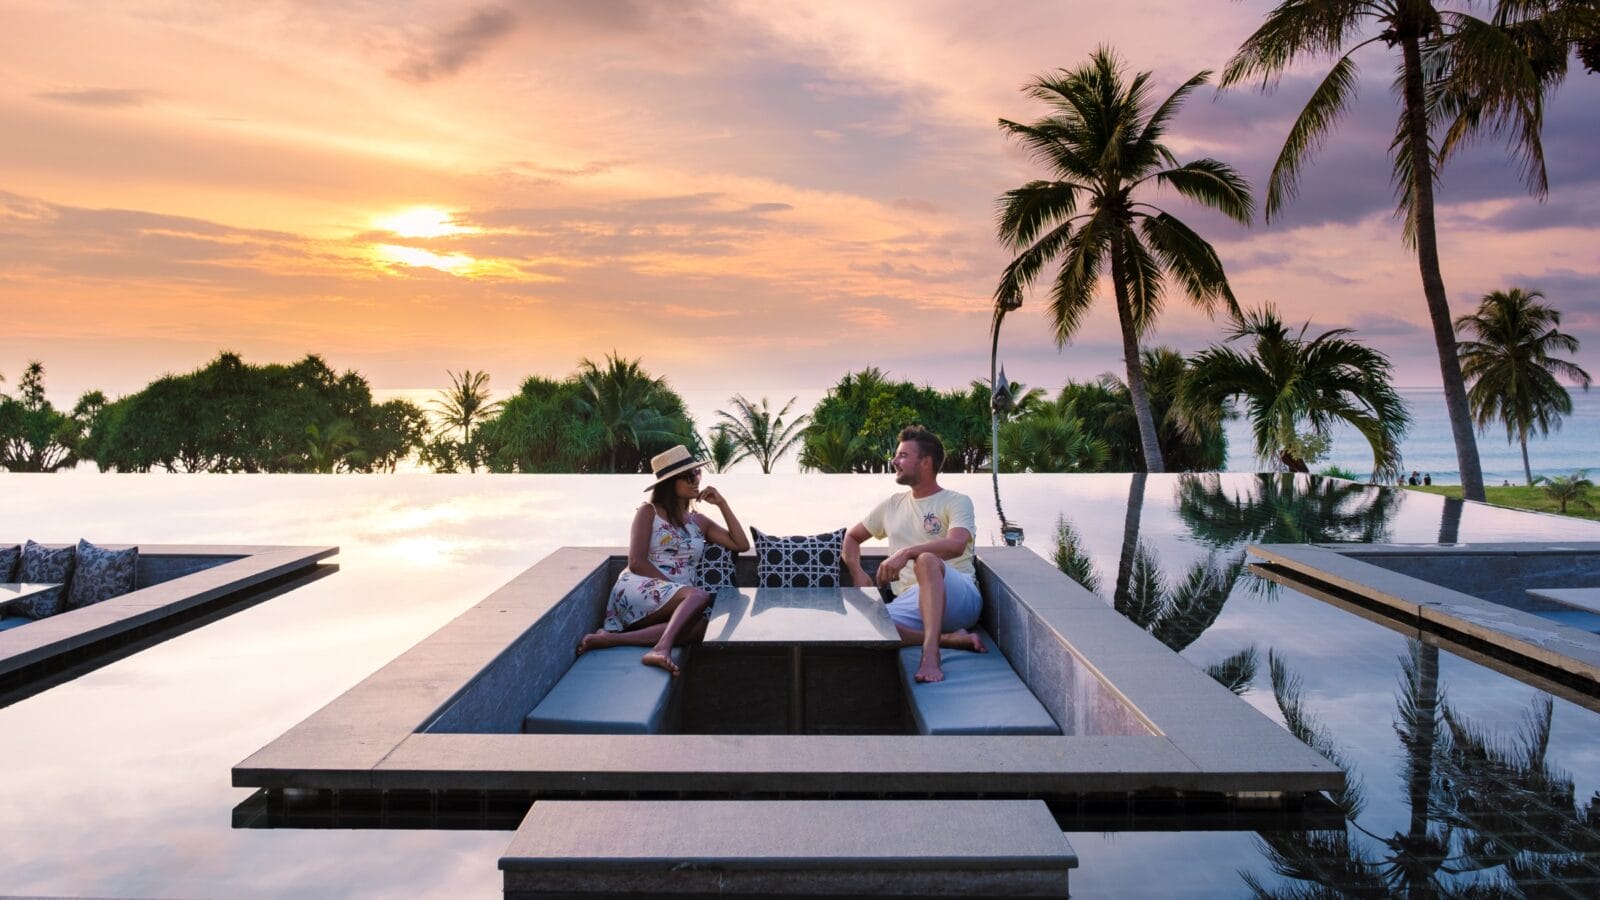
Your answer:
[3,0,1597,405]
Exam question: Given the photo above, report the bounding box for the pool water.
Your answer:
[4,472,1600,898]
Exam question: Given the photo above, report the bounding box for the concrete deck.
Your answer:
[234,546,1342,799]
[500,799,1077,896]
[0,543,337,690]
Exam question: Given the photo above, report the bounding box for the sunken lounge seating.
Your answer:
[898,627,1060,736]
[518,554,1062,737]
[522,645,685,734]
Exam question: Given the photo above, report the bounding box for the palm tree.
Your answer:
[304,420,365,473]
[430,369,502,473]
[1454,288,1592,485]
[798,421,870,474]
[1223,3,1554,503]
[576,354,694,473]
[1177,306,1410,480]
[995,47,1253,473]
[1536,469,1594,514]
[715,395,808,474]
[998,388,1110,472]
[702,424,739,474]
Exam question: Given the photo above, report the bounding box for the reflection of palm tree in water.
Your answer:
[1054,474,1257,692]
[1176,473,1400,549]
[1247,641,1600,896]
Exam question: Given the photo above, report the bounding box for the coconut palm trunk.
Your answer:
[1521,424,1534,485]
[1112,238,1165,472]
[1399,30,1486,502]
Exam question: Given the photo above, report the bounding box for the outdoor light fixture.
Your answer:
[989,295,1024,547]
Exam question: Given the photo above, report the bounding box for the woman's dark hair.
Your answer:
[650,471,694,530]
[898,425,945,472]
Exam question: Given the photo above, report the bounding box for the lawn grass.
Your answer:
[1405,483,1600,521]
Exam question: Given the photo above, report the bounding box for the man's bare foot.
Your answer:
[940,629,986,653]
[641,648,680,676]
[914,653,944,683]
[577,630,617,655]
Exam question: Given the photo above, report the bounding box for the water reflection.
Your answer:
[4,472,1600,897]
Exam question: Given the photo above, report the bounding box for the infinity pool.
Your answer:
[4,473,1600,897]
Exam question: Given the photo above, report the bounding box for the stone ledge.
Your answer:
[1,543,336,680]
[500,799,1075,896]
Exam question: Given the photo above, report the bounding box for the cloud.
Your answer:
[32,88,157,109]
[390,7,520,83]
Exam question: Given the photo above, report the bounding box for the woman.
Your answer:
[578,444,749,675]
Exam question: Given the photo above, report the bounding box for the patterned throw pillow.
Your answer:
[67,540,139,610]
[0,544,19,582]
[696,542,739,592]
[753,527,845,588]
[15,540,76,619]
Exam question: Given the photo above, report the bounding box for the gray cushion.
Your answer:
[753,527,843,588]
[0,615,30,632]
[697,542,738,592]
[898,629,1060,736]
[0,544,19,582]
[67,540,138,610]
[16,540,75,619]
[523,645,685,735]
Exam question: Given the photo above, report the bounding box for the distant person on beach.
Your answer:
[1409,471,1420,486]
[843,425,985,683]
[578,445,749,675]
[1423,473,1432,486]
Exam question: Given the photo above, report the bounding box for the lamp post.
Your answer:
[990,293,1024,547]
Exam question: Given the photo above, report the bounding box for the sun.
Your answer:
[372,206,475,238]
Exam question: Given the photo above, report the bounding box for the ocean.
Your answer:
[379,385,1595,483]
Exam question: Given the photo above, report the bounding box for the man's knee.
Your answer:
[914,552,944,581]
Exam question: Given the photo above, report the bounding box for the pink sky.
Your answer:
[3,0,1596,404]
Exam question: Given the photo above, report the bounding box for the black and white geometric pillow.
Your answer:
[16,540,76,619]
[753,527,844,588]
[696,542,739,592]
[0,544,19,582]
[67,539,138,610]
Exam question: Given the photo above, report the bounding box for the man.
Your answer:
[843,425,986,683]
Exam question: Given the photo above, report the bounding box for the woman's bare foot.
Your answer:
[641,647,680,676]
[940,629,986,653]
[577,630,618,655]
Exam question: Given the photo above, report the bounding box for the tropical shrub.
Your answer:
[85,353,426,472]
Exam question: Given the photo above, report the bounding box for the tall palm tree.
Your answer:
[1223,2,1554,503]
[995,47,1253,473]
[1177,306,1410,480]
[1455,288,1592,485]
[431,369,503,473]
[715,395,809,474]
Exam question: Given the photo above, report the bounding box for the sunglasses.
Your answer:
[678,468,703,482]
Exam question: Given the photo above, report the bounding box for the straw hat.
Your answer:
[645,444,709,489]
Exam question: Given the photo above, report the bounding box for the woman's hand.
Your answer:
[698,485,728,506]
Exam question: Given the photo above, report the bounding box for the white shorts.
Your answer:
[885,561,982,633]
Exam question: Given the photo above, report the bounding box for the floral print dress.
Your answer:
[603,513,704,632]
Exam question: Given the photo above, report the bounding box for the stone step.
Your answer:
[500,798,1076,897]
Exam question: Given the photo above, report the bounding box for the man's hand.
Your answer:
[876,549,909,586]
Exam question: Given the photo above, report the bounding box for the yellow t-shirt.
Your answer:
[862,488,977,595]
